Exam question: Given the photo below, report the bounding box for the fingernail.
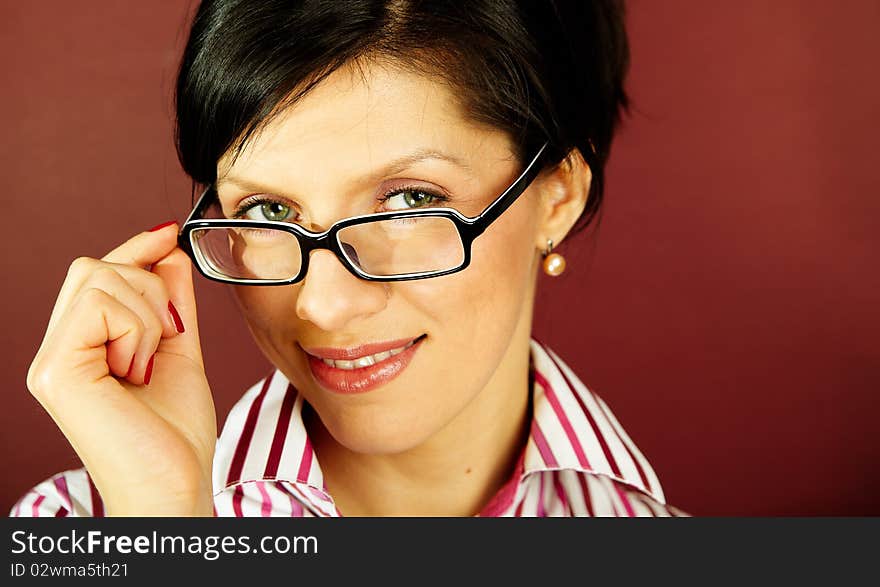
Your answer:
[168,301,185,333]
[148,220,177,232]
[144,354,155,385]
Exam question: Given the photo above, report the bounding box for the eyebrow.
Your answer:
[215,149,475,193]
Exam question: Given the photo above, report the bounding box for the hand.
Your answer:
[27,222,216,516]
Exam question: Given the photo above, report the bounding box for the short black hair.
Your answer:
[175,0,630,232]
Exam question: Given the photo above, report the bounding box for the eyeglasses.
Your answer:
[177,142,549,285]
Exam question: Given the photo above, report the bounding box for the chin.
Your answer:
[318,405,442,456]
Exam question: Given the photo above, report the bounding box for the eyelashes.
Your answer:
[376,185,450,211]
[232,196,295,221]
[229,184,452,221]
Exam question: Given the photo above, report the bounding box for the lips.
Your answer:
[302,335,426,394]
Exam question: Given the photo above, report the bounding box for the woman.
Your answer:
[12,0,684,517]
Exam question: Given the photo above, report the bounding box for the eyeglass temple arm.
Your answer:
[467,142,549,237]
[181,187,216,227]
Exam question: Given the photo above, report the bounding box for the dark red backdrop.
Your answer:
[2,1,877,516]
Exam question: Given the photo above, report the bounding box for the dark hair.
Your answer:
[175,0,629,232]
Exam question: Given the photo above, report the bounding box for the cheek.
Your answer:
[460,194,540,309]
[402,196,539,355]
[231,286,297,344]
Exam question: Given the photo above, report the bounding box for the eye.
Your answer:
[234,197,295,222]
[381,187,447,211]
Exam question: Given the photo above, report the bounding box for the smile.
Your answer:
[302,335,426,394]
[315,337,421,370]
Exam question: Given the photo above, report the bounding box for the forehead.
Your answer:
[217,61,512,182]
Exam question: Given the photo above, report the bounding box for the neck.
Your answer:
[307,321,534,517]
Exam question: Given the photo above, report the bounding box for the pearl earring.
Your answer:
[542,239,566,276]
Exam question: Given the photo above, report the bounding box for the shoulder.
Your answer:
[9,468,104,517]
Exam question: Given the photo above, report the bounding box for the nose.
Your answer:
[295,249,388,331]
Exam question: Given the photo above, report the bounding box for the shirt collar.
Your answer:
[525,340,665,502]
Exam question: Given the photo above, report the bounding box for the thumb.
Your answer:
[151,247,204,366]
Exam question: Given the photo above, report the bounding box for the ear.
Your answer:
[534,147,592,252]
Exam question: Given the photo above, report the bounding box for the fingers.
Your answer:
[45,259,182,345]
[28,286,146,400]
[54,272,169,386]
[82,289,153,383]
[43,222,181,340]
[102,221,180,268]
[34,220,203,390]
[150,247,204,367]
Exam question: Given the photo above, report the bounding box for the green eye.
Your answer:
[385,189,441,211]
[404,190,434,207]
[242,201,292,222]
[262,202,290,221]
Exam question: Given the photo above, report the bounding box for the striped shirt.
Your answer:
[10,340,685,517]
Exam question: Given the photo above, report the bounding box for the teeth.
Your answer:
[318,339,419,370]
[354,356,375,368]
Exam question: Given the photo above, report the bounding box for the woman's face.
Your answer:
[216,62,548,454]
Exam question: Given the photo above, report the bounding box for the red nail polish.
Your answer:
[144,354,155,385]
[148,220,177,232]
[168,301,185,333]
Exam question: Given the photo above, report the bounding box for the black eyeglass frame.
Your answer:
[177,142,550,285]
